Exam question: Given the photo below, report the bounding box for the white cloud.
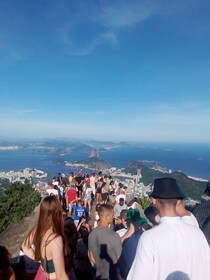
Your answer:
[100,31,118,45]
[58,0,208,55]
[55,0,159,55]
[92,1,157,28]
[53,0,203,56]
[65,31,118,56]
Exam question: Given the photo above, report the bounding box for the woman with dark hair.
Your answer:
[119,209,151,279]
[74,217,92,280]
[101,182,109,204]
[144,205,160,226]
[22,196,68,280]
[0,246,15,280]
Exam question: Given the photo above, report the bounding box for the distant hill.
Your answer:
[89,148,99,158]
[0,138,146,153]
[77,157,111,170]
[124,161,206,201]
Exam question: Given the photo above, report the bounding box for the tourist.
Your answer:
[22,195,68,280]
[144,205,160,227]
[57,172,63,185]
[63,213,78,280]
[66,185,78,214]
[72,199,88,226]
[193,200,210,245]
[93,203,101,229]
[95,178,103,203]
[204,180,210,196]
[83,180,92,213]
[88,204,122,280]
[61,173,69,185]
[116,188,126,204]
[77,216,91,235]
[115,209,128,236]
[46,182,59,197]
[108,181,116,203]
[19,248,39,280]
[127,178,210,280]
[68,172,74,183]
[52,181,63,203]
[120,208,148,244]
[74,217,93,280]
[114,198,128,221]
[90,173,96,198]
[75,172,84,197]
[0,245,15,280]
[101,182,109,204]
[97,171,103,181]
[106,175,112,185]
[118,209,148,279]
[176,198,199,227]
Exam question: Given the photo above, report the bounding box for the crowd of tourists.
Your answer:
[1,171,210,280]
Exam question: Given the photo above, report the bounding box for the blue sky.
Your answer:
[0,0,209,142]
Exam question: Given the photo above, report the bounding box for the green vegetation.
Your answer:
[124,161,166,186]
[0,178,10,188]
[0,180,41,234]
[0,178,10,196]
[78,157,111,169]
[124,161,206,201]
[138,197,151,210]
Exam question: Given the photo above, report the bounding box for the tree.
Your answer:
[138,196,151,210]
[0,178,10,196]
[0,180,41,233]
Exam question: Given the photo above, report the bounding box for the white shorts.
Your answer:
[91,185,95,195]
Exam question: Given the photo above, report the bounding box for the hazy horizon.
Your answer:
[0,136,209,145]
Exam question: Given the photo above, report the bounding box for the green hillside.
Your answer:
[0,180,41,234]
[124,161,206,201]
[78,157,111,170]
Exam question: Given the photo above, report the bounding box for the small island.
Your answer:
[64,148,111,170]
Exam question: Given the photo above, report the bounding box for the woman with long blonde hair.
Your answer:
[22,195,68,280]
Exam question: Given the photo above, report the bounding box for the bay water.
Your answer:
[0,143,209,180]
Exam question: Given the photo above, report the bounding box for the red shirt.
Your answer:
[66,188,77,203]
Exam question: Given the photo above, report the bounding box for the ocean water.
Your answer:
[101,143,210,180]
[0,149,86,177]
[0,143,209,180]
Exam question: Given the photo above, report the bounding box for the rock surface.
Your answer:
[0,205,40,257]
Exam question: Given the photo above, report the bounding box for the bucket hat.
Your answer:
[126,208,147,225]
[150,177,185,199]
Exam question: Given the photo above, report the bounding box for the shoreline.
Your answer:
[187,175,208,183]
[0,147,209,181]
[0,163,209,183]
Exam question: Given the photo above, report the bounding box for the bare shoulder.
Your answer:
[48,234,63,249]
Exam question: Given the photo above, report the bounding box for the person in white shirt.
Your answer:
[127,177,210,280]
[176,198,199,227]
[116,188,126,204]
[46,183,59,197]
[114,198,128,219]
[84,184,92,213]
[90,173,96,197]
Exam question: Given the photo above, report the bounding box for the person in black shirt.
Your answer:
[204,180,210,196]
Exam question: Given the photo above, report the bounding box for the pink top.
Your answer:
[90,176,96,186]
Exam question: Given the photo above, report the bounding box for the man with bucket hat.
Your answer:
[127,177,210,280]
